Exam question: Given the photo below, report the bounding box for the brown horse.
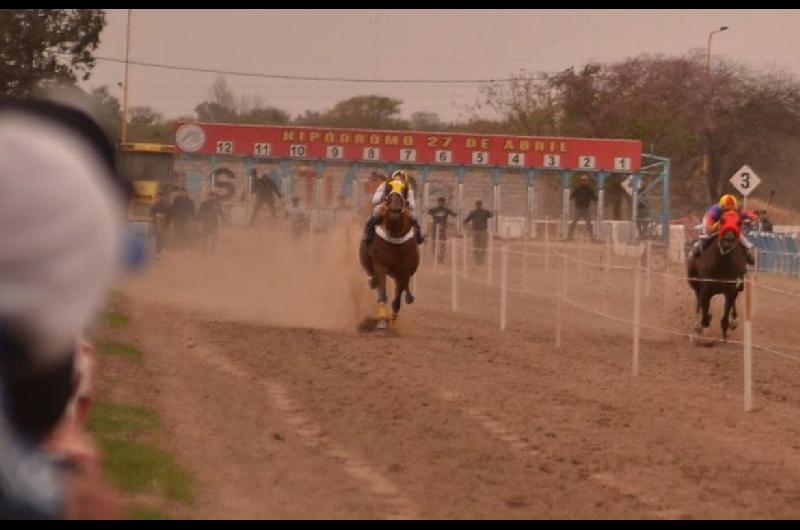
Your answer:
[687,210,747,342]
[359,191,420,330]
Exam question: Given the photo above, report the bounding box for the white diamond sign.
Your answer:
[621,175,634,196]
[729,165,761,196]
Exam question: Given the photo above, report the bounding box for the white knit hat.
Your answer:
[0,109,125,368]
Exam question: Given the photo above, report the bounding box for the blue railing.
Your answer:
[749,231,800,276]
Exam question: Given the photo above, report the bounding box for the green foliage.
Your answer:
[0,9,106,96]
[97,339,142,361]
[88,399,194,507]
[103,308,130,329]
[87,400,158,438]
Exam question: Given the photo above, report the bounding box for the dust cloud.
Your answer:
[118,222,374,332]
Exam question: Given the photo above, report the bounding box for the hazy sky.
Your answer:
[85,9,800,122]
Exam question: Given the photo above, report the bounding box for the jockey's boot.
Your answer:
[745,246,756,266]
[688,240,701,261]
[364,215,380,246]
[412,218,425,244]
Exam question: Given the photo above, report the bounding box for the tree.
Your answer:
[238,106,290,125]
[323,95,405,129]
[0,10,106,96]
[475,53,800,209]
[128,105,164,127]
[409,111,444,131]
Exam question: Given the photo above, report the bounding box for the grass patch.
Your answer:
[130,504,171,520]
[98,438,194,504]
[89,399,194,506]
[87,401,159,439]
[97,339,142,361]
[104,308,130,329]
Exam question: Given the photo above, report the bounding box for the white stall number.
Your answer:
[216,141,234,154]
[508,152,525,167]
[363,147,381,161]
[326,145,344,159]
[289,144,308,158]
[253,143,271,156]
[471,151,489,165]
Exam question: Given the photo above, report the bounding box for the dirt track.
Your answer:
[105,223,800,519]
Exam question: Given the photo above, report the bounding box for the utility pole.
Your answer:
[121,9,132,144]
[702,26,728,201]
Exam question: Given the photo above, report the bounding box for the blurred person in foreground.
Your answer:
[0,96,134,519]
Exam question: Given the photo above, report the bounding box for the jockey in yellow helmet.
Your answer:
[363,169,424,247]
[689,193,758,265]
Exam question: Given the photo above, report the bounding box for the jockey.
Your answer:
[363,169,425,245]
[689,193,757,265]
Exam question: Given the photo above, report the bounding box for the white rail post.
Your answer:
[544,215,551,275]
[743,275,754,412]
[522,238,529,292]
[604,234,611,314]
[632,264,642,376]
[556,253,566,348]
[451,236,458,312]
[645,240,652,297]
[309,214,315,264]
[462,230,468,278]
[500,243,508,331]
[487,229,494,285]
[433,224,441,271]
[577,234,584,276]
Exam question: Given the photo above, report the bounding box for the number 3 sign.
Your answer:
[729,164,761,196]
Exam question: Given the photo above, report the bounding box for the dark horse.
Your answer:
[687,210,747,342]
[359,191,420,330]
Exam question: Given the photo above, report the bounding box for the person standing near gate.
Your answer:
[149,189,171,257]
[567,174,598,241]
[197,189,224,254]
[463,200,493,265]
[249,169,283,227]
[428,197,457,263]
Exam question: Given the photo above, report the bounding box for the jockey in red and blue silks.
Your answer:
[690,193,757,265]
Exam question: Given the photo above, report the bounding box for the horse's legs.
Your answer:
[693,287,704,332]
[374,265,390,328]
[392,279,403,316]
[701,292,713,329]
[730,299,739,330]
[721,292,734,340]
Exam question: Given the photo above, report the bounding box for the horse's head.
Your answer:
[719,210,741,238]
[383,191,410,236]
[718,210,741,254]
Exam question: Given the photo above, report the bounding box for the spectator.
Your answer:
[567,174,597,241]
[170,187,196,248]
[428,197,457,263]
[755,210,773,232]
[463,200,493,265]
[150,189,171,258]
[249,169,282,226]
[0,96,128,518]
[197,190,225,254]
[635,188,650,239]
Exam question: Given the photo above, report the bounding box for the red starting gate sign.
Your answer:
[175,122,642,172]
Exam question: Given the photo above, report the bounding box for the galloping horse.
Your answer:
[687,210,747,341]
[359,191,420,330]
